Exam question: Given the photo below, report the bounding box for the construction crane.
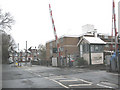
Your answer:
[49,3,61,66]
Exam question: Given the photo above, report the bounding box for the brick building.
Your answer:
[46,30,120,66]
[46,35,79,66]
[97,34,120,52]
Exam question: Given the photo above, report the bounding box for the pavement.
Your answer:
[2,64,120,89]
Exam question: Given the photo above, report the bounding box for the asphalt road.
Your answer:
[2,64,120,89]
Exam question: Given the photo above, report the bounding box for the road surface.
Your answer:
[2,64,120,89]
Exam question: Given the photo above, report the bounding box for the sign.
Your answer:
[91,53,103,64]
[52,57,58,66]
[53,48,57,53]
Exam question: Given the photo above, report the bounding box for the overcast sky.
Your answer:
[0,0,119,50]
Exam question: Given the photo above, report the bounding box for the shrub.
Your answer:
[76,57,87,66]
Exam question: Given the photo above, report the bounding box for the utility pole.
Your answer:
[35,46,37,61]
[25,41,27,66]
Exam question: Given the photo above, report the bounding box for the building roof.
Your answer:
[46,35,79,43]
[83,37,106,44]
[77,37,106,46]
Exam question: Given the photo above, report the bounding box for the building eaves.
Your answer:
[83,37,106,45]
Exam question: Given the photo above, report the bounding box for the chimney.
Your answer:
[94,29,97,37]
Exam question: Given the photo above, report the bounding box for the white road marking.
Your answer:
[59,78,93,85]
[108,73,119,76]
[49,73,55,76]
[97,84,113,88]
[67,78,93,87]
[50,79,69,88]
[26,70,42,77]
[44,77,48,79]
[44,77,69,88]
[69,83,92,87]
[51,75,63,78]
[72,78,93,85]
[22,79,28,81]
[53,77,66,80]
[78,78,93,84]
[38,75,41,77]
[24,71,68,88]
[101,82,118,86]
[24,68,94,88]
[59,78,93,87]
[49,76,66,80]
[28,69,31,71]
[59,79,78,82]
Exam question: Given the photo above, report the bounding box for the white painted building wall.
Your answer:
[80,44,83,57]
[91,53,103,64]
[83,53,89,64]
[83,53,104,65]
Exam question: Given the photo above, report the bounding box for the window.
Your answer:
[113,45,115,48]
[60,38,63,43]
[83,44,86,53]
[104,36,108,39]
[50,49,53,55]
[49,42,52,48]
[95,45,99,52]
[90,45,104,53]
[105,45,109,48]
[85,44,89,53]
[60,47,64,52]
[82,43,89,53]
[99,45,103,52]
[91,45,94,52]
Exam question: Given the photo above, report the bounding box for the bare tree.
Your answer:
[38,44,46,60]
[0,9,15,63]
[2,32,16,63]
[0,9,14,31]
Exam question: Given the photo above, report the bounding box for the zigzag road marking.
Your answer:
[101,82,118,86]
[59,79,79,82]
[69,83,92,87]
[24,68,94,88]
[49,79,69,88]
[97,84,113,88]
